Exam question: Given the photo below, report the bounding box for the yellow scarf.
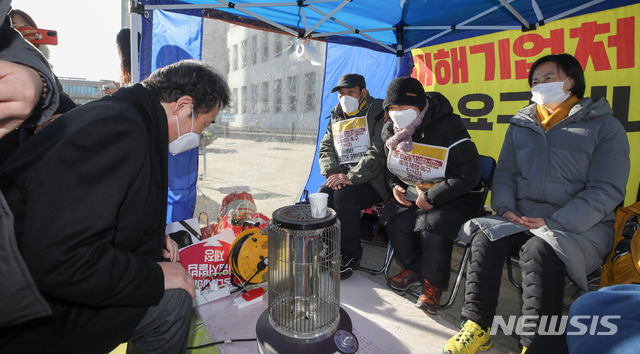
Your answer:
[535,96,580,131]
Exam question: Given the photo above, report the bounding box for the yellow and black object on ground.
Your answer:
[229,228,268,284]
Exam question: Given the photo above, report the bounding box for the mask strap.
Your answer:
[174,115,181,136]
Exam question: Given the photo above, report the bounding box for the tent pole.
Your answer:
[130,0,142,84]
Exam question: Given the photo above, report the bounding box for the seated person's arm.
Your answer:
[384,166,411,206]
[318,121,341,177]
[546,122,630,234]
[491,125,519,217]
[346,112,387,185]
[423,140,481,207]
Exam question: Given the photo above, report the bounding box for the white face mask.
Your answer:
[531,78,570,111]
[339,94,361,114]
[168,109,200,155]
[389,108,418,129]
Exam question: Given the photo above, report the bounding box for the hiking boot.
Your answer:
[443,320,493,354]
[340,256,360,280]
[387,269,421,291]
[415,279,442,315]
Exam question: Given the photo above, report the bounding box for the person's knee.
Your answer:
[164,289,192,319]
[332,187,356,210]
[519,237,556,264]
[470,228,491,250]
[318,184,332,194]
[385,215,414,239]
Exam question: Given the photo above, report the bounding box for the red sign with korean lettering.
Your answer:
[179,229,236,290]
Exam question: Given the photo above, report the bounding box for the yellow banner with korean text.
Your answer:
[411,3,640,205]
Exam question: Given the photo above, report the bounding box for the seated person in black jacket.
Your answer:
[379,77,481,315]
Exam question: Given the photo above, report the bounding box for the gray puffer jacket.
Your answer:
[460,97,630,289]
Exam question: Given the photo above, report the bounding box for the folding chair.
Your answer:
[406,155,496,310]
[360,202,394,280]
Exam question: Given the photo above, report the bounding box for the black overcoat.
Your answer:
[0,84,169,353]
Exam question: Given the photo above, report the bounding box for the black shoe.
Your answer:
[340,256,360,280]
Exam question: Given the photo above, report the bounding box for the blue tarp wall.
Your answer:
[141,9,203,223]
[303,42,414,198]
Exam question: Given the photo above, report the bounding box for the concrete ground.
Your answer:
[194,136,586,354]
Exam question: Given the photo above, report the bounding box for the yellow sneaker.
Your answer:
[521,346,527,354]
[443,320,493,354]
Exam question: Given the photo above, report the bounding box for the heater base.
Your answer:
[256,307,358,354]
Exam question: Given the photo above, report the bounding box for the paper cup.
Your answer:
[309,192,329,218]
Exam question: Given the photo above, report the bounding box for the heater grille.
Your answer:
[267,205,341,342]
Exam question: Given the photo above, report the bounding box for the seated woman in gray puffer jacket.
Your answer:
[444,53,631,354]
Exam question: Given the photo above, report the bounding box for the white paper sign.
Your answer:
[387,138,469,187]
[332,116,370,165]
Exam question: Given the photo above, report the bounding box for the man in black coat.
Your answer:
[0,59,230,354]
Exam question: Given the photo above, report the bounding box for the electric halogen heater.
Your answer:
[256,204,358,353]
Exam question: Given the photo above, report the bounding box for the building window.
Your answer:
[232,44,238,71]
[275,36,283,57]
[274,79,282,113]
[251,35,258,65]
[232,88,238,114]
[262,33,269,62]
[287,76,297,112]
[241,40,247,68]
[251,84,258,113]
[304,72,316,111]
[241,86,247,114]
[261,82,269,113]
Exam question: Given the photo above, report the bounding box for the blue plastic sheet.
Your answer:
[302,41,413,198]
[144,9,203,223]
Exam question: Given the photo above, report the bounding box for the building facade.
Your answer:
[59,78,111,105]
[202,19,325,140]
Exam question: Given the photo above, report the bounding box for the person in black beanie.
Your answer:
[317,73,390,280]
[379,76,482,315]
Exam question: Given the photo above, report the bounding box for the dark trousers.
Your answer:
[127,289,193,354]
[384,210,454,288]
[318,183,383,259]
[461,229,567,348]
